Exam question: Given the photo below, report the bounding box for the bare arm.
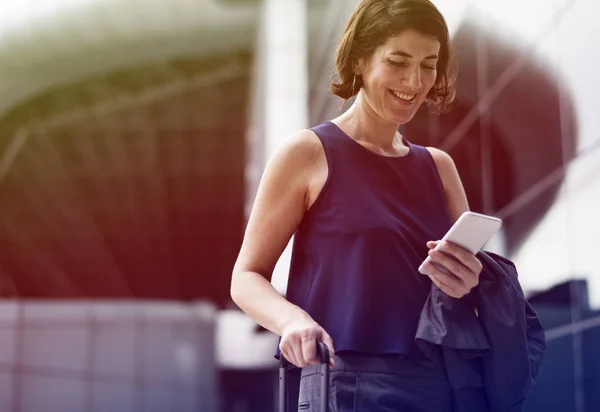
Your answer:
[426,147,470,222]
[231,130,314,333]
[424,147,483,298]
[231,130,332,335]
[230,129,335,367]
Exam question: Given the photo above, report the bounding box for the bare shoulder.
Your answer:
[273,128,324,168]
[424,146,460,184]
[233,129,326,277]
[266,128,326,194]
[425,146,456,171]
[425,146,469,221]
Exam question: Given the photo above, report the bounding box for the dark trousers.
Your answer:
[298,353,456,412]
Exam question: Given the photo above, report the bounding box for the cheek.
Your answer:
[364,66,395,89]
[376,66,399,86]
[424,71,438,91]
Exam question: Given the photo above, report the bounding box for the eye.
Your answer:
[386,59,409,68]
[421,64,437,71]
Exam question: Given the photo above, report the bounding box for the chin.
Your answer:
[387,110,416,125]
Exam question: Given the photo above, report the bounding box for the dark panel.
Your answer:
[0,54,250,307]
[401,22,577,254]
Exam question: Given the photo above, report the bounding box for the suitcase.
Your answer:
[279,341,331,412]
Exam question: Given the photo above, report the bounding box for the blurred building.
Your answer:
[0,0,599,411]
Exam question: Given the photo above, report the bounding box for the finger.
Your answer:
[427,249,477,289]
[427,269,459,297]
[422,259,464,290]
[294,339,311,367]
[320,331,336,368]
[426,240,440,250]
[439,241,482,274]
[423,260,468,297]
[293,340,309,367]
[284,350,298,368]
[428,275,460,299]
[423,259,457,295]
[280,343,299,368]
[285,336,306,367]
[301,336,318,366]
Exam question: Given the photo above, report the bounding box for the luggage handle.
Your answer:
[279,341,331,412]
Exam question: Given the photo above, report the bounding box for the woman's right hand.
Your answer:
[279,318,336,368]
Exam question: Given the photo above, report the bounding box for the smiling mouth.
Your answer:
[389,89,416,103]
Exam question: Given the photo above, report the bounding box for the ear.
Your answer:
[354,57,366,76]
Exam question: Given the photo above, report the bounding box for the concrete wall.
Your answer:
[0,300,217,412]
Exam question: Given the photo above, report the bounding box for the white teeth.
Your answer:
[391,90,415,101]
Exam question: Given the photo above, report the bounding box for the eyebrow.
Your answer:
[390,51,439,60]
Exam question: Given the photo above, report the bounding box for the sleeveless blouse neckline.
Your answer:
[326,121,414,160]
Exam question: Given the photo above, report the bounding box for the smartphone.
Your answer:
[418,211,503,276]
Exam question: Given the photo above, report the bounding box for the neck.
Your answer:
[337,94,402,152]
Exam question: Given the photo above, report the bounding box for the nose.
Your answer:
[403,66,422,91]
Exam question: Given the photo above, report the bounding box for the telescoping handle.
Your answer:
[279,341,331,412]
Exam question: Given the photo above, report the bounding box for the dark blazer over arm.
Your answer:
[415,251,547,412]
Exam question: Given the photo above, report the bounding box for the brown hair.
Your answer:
[330,0,457,113]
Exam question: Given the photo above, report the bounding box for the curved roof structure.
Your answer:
[0,0,258,303]
[0,0,257,119]
[0,0,582,301]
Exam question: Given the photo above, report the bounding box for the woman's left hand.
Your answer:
[422,240,483,298]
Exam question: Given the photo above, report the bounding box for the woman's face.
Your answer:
[356,29,441,125]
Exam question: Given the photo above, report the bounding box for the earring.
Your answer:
[340,74,358,111]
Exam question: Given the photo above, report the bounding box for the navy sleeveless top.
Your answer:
[280,121,453,359]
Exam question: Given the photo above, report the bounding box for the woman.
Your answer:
[231,0,483,410]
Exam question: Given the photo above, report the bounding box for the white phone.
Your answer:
[418,211,503,276]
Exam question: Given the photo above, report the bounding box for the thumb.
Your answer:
[319,330,336,369]
[427,240,440,249]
